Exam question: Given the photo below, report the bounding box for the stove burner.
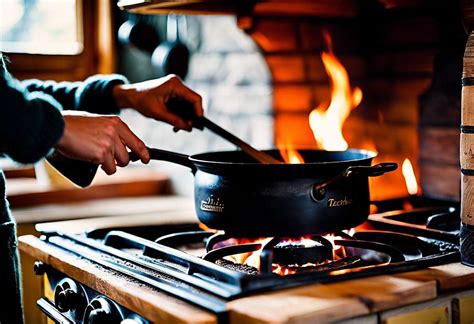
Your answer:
[200,229,458,276]
[203,243,262,263]
[273,237,332,266]
[37,198,462,315]
[426,211,460,231]
[283,256,362,273]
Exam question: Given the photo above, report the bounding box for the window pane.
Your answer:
[0,0,82,55]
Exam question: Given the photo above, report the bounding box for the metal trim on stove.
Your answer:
[37,298,74,324]
[154,231,215,247]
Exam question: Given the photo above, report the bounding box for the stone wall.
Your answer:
[118,15,273,196]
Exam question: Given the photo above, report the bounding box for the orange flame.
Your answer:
[219,232,353,276]
[309,32,363,151]
[287,149,304,164]
[360,140,377,154]
[224,237,272,270]
[277,140,305,164]
[402,158,418,195]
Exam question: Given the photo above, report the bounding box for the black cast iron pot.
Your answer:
[46,147,396,237]
[138,148,397,237]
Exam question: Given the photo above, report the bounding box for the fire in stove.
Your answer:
[202,229,405,276]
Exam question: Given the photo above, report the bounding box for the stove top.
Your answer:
[38,197,461,316]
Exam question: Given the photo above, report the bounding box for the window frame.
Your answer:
[4,0,114,81]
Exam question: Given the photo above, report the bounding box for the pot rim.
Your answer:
[189,148,377,167]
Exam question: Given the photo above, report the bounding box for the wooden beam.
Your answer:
[117,0,359,17]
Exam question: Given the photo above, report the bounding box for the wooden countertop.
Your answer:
[228,262,474,323]
[12,196,196,225]
[7,167,172,209]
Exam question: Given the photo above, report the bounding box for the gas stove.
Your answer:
[29,197,462,323]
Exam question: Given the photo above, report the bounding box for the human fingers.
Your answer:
[100,150,117,175]
[114,136,130,167]
[167,77,203,117]
[154,100,193,131]
[115,119,150,163]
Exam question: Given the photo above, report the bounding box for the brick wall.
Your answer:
[241,6,464,201]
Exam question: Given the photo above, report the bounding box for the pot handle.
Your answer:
[46,147,195,188]
[129,147,196,172]
[344,162,398,177]
[311,162,398,201]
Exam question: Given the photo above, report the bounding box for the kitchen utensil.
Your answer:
[166,98,282,164]
[46,145,396,236]
[118,15,160,54]
[128,147,397,237]
[151,14,190,79]
[45,95,280,189]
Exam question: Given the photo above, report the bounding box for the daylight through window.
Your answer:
[0,0,82,55]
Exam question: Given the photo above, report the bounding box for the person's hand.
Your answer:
[112,74,203,132]
[55,111,150,175]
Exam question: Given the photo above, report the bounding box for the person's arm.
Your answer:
[0,72,150,173]
[0,73,64,164]
[21,74,129,115]
[3,72,203,175]
[22,74,203,132]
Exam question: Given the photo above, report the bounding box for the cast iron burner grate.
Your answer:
[368,206,460,243]
[39,203,460,317]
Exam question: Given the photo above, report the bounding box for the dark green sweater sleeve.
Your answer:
[21,74,129,114]
[0,72,129,164]
[0,73,65,164]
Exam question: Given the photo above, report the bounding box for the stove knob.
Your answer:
[54,279,86,313]
[33,261,46,276]
[84,297,123,324]
[56,288,79,312]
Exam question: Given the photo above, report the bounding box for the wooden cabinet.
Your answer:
[379,290,474,324]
